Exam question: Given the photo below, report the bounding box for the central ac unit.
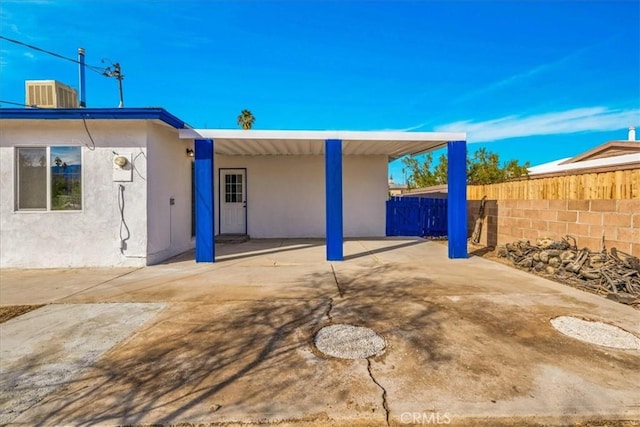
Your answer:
[26,80,79,108]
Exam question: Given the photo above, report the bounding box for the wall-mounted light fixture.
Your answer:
[186,148,194,157]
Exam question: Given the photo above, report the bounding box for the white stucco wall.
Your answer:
[214,154,387,238]
[343,155,388,237]
[145,122,194,264]
[0,119,188,268]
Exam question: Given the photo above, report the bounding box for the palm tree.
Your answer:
[237,109,255,130]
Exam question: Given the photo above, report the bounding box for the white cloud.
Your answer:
[23,52,35,59]
[452,39,610,104]
[434,107,640,143]
[376,122,430,132]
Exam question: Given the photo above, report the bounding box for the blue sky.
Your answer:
[1,0,638,183]
[51,146,81,166]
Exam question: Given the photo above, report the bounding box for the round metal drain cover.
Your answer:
[314,324,386,359]
[551,316,640,350]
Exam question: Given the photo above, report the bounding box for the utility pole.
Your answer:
[103,61,124,108]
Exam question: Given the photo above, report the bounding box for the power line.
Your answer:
[0,99,38,108]
[0,35,106,74]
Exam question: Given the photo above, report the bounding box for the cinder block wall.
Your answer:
[467,199,640,257]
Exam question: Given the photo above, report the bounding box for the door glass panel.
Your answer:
[225,173,243,203]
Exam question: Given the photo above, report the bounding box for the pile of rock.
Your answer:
[497,236,640,307]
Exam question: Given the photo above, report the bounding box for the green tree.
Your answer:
[402,153,437,189]
[54,156,62,167]
[467,148,503,185]
[402,148,529,187]
[237,109,255,130]
[433,154,448,184]
[502,158,530,181]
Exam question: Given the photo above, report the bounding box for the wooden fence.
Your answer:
[467,169,640,200]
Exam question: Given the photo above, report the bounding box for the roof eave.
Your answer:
[0,107,188,129]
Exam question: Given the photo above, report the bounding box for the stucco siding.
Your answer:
[343,155,388,237]
[214,154,387,238]
[145,122,194,264]
[0,120,149,268]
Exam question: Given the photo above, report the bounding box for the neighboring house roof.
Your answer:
[528,141,640,177]
[0,107,188,130]
[179,129,467,160]
[559,141,640,164]
[402,184,448,197]
[389,184,408,191]
[388,178,408,191]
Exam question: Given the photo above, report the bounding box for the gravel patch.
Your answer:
[551,316,640,350]
[314,324,385,359]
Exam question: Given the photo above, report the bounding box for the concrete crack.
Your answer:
[367,358,390,426]
[325,297,334,322]
[330,264,344,297]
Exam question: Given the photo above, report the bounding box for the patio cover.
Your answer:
[179,129,468,262]
[179,129,466,160]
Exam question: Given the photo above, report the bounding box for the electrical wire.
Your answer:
[80,115,96,150]
[132,150,147,181]
[0,35,106,75]
[118,184,131,254]
[0,99,39,108]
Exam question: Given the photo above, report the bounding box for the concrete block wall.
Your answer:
[468,199,640,257]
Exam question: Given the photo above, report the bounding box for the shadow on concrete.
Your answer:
[343,239,426,261]
[160,240,325,265]
[161,238,428,265]
[15,263,446,426]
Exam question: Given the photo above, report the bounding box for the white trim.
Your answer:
[528,153,640,175]
[179,128,466,142]
[178,129,466,159]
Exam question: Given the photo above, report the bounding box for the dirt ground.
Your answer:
[0,305,44,323]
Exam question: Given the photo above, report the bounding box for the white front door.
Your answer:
[220,169,247,234]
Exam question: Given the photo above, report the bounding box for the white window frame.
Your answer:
[14,146,84,213]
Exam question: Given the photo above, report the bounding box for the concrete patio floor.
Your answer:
[1,238,639,426]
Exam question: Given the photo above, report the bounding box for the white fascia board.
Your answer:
[179,128,466,143]
[179,128,205,139]
[529,153,640,175]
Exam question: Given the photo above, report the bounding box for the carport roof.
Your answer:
[180,129,466,160]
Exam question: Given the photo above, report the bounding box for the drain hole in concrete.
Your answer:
[314,324,386,359]
[551,316,640,350]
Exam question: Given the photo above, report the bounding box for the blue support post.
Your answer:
[447,140,468,259]
[325,139,343,261]
[195,138,215,262]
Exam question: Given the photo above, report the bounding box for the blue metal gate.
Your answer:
[386,196,447,237]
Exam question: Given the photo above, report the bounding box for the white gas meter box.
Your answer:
[113,153,133,181]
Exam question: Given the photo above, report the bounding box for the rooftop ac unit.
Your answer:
[26,80,79,108]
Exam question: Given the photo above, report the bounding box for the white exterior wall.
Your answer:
[145,122,194,264]
[343,155,388,237]
[0,119,188,268]
[214,154,387,238]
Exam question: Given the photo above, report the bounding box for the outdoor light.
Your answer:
[186,148,194,157]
